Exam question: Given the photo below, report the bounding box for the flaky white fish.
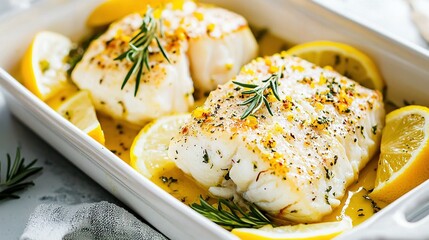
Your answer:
[169,53,384,223]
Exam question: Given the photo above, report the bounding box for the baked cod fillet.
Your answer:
[168,53,385,223]
[72,1,257,124]
[72,13,194,125]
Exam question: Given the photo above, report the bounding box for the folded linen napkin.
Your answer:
[20,201,167,240]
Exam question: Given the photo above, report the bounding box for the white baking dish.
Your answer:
[0,0,429,239]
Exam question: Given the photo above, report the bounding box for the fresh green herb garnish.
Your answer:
[0,148,43,201]
[190,196,272,230]
[233,68,282,119]
[67,30,104,76]
[67,47,84,75]
[115,7,170,96]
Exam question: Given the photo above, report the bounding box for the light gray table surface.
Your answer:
[0,0,428,239]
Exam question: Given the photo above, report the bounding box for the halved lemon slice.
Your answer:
[285,41,384,91]
[56,90,105,145]
[87,0,187,27]
[130,114,190,178]
[21,31,72,101]
[370,105,429,203]
[231,219,352,240]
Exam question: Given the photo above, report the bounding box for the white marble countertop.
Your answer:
[0,0,427,239]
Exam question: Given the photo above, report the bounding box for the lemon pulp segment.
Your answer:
[371,105,429,203]
[56,90,105,145]
[21,31,72,100]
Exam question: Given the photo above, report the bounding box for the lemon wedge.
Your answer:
[87,0,187,27]
[231,219,352,240]
[56,90,105,145]
[130,114,190,178]
[21,31,72,101]
[370,105,429,203]
[285,41,384,91]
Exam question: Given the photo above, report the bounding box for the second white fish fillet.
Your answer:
[169,53,385,223]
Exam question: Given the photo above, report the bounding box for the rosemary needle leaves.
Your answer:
[233,67,283,119]
[115,7,170,96]
[190,196,272,230]
[0,148,43,201]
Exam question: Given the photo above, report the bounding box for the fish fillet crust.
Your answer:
[168,53,385,223]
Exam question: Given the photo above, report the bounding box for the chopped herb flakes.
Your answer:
[325,194,330,205]
[160,176,178,187]
[371,125,377,135]
[224,171,230,180]
[324,166,333,180]
[363,193,381,213]
[317,116,329,125]
[202,150,209,164]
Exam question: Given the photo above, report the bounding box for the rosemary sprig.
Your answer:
[0,148,43,200]
[115,7,170,96]
[190,196,272,230]
[233,67,283,119]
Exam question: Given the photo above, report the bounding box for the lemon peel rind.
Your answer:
[285,40,384,92]
[231,219,352,240]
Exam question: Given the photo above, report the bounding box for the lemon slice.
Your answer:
[56,90,105,145]
[370,105,429,203]
[231,219,352,240]
[87,0,187,27]
[130,114,190,178]
[285,41,384,91]
[21,31,72,101]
